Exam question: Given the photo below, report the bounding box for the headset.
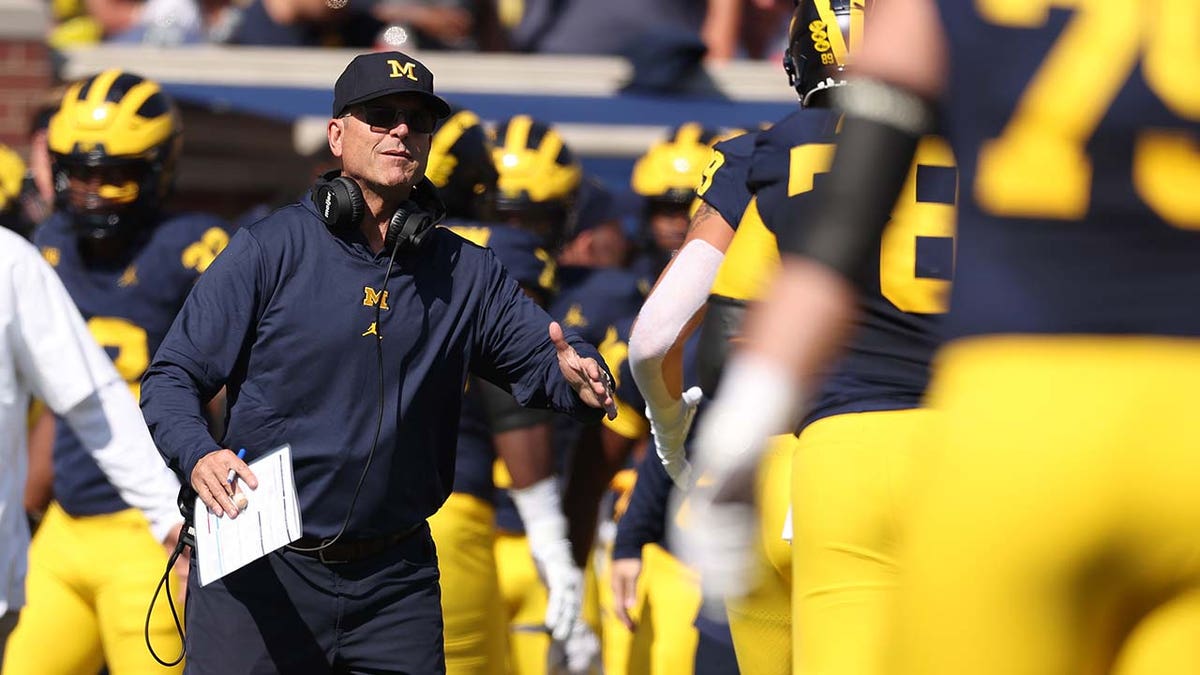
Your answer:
[312,170,442,254]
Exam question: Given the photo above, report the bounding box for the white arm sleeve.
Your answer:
[11,244,182,543]
[628,239,725,418]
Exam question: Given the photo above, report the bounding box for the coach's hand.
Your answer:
[550,322,617,420]
[192,449,258,519]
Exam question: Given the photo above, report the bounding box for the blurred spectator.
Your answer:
[701,0,791,61]
[619,24,717,97]
[507,0,705,56]
[373,0,507,50]
[54,0,241,45]
[227,0,502,48]
[506,0,787,62]
[229,0,383,46]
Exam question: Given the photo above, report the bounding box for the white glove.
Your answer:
[510,476,584,642]
[673,355,801,603]
[541,550,585,642]
[647,385,704,487]
[548,618,602,675]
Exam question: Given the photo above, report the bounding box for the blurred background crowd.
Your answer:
[0,0,799,251]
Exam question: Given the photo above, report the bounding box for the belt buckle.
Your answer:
[316,539,349,565]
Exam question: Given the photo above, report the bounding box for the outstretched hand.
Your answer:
[550,322,617,420]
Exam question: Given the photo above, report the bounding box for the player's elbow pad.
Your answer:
[775,79,935,286]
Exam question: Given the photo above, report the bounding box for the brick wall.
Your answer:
[0,39,52,154]
[0,0,51,157]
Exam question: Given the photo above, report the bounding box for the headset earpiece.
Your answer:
[386,200,435,253]
[314,172,440,253]
[313,171,365,231]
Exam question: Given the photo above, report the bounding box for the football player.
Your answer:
[634,2,959,674]
[3,70,231,675]
[492,114,582,251]
[605,312,742,675]
[428,109,597,675]
[437,113,603,675]
[693,0,1200,674]
[490,115,646,558]
[628,124,732,285]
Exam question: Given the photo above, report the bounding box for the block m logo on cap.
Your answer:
[388,60,419,81]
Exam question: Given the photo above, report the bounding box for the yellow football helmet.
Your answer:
[49,69,182,240]
[427,110,499,221]
[491,115,582,244]
[631,123,728,207]
[0,144,26,213]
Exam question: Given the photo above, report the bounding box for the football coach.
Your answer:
[140,51,617,674]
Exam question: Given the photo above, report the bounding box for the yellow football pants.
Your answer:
[496,531,550,675]
[726,434,796,675]
[1113,587,1200,675]
[3,503,183,675]
[598,543,647,675]
[429,492,507,675]
[895,336,1200,675]
[792,408,929,675]
[639,543,702,675]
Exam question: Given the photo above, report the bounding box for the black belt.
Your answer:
[289,521,425,565]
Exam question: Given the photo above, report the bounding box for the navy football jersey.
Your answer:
[445,221,557,299]
[935,0,1200,338]
[751,108,958,427]
[550,266,645,350]
[446,222,558,510]
[442,220,563,530]
[36,212,230,517]
[547,266,645,470]
[696,129,759,229]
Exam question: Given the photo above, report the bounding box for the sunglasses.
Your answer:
[347,105,437,134]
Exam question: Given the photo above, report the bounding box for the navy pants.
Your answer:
[184,525,444,674]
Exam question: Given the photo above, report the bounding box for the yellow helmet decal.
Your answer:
[428,110,480,188]
[631,123,725,199]
[813,0,848,66]
[493,115,582,204]
[49,69,178,159]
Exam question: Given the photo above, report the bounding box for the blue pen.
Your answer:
[226,448,247,485]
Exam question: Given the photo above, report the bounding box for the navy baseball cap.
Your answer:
[332,51,452,119]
